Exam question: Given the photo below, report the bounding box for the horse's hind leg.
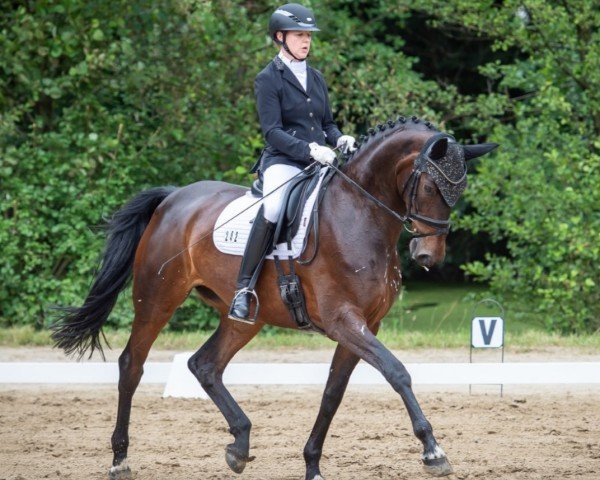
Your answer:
[326,307,453,477]
[187,318,262,474]
[109,281,189,480]
[304,344,361,480]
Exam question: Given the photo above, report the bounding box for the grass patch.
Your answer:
[0,325,55,346]
[2,282,598,351]
[1,325,598,352]
[383,281,543,334]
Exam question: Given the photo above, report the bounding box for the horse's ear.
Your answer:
[428,137,448,160]
[463,143,499,161]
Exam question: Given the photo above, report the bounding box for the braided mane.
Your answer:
[345,115,439,163]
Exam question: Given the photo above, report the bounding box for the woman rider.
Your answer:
[229,3,356,323]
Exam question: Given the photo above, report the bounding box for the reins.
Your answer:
[328,159,450,238]
[157,138,452,276]
[328,162,409,224]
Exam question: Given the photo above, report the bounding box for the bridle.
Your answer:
[401,169,452,237]
[329,163,450,238]
[330,133,462,238]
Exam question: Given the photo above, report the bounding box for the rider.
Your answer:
[228,3,357,323]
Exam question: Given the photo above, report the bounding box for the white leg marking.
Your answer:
[109,459,129,474]
[422,444,446,460]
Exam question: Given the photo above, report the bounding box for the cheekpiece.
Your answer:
[414,133,467,207]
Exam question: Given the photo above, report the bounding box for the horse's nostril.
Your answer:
[416,253,432,267]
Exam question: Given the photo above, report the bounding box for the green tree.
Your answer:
[5,0,595,334]
[1,0,453,329]
[412,0,599,332]
[0,0,266,328]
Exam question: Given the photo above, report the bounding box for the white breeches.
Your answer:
[262,164,302,223]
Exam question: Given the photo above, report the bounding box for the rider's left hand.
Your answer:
[337,135,357,154]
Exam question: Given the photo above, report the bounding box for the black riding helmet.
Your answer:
[269,4,320,60]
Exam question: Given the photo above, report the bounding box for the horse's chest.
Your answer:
[375,264,402,312]
[348,257,402,316]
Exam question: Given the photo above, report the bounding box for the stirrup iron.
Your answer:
[228,288,260,325]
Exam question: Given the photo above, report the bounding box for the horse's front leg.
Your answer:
[187,319,262,474]
[325,305,453,477]
[304,344,361,480]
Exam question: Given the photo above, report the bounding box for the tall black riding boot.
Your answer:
[228,210,276,324]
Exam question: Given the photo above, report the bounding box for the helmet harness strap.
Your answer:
[276,31,309,62]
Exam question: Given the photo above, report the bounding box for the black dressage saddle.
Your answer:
[250,166,321,245]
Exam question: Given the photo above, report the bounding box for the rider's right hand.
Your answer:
[309,142,336,165]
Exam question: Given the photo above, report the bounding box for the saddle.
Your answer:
[251,166,322,246]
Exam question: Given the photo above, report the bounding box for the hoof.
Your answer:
[108,461,132,480]
[305,468,325,480]
[225,444,255,474]
[422,456,454,477]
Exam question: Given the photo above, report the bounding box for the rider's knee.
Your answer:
[263,201,282,223]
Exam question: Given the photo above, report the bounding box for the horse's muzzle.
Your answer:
[409,238,444,268]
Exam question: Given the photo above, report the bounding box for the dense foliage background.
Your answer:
[1,0,598,333]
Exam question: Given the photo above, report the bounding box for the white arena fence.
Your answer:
[2,353,600,398]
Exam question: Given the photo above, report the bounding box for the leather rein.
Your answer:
[328,159,452,239]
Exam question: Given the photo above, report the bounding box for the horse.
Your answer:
[51,116,497,480]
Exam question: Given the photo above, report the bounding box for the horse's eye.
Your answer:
[424,184,435,195]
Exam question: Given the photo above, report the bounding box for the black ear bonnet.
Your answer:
[414,133,467,207]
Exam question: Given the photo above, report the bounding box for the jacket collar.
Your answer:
[273,55,312,96]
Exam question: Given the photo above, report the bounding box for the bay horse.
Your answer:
[52,116,497,479]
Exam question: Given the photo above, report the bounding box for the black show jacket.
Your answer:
[255,55,342,171]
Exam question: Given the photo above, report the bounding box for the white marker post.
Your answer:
[472,316,504,349]
[470,299,505,396]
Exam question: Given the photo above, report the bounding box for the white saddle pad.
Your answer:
[213,167,329,259]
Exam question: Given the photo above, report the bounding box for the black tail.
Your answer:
[51,186,178,359]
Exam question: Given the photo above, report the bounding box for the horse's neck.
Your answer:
[340,141,414,239]
[331,156,408,249]
[348,129,419,191]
